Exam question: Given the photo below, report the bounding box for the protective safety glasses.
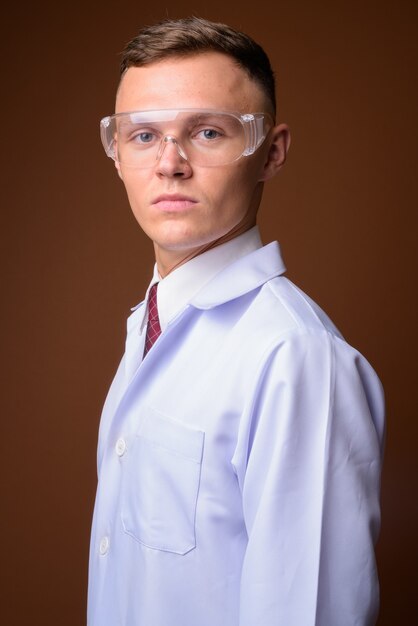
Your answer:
[100,109,273,168]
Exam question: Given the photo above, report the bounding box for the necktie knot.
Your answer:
[143,283,162,357]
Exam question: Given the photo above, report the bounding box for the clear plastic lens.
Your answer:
[100,109,271,168]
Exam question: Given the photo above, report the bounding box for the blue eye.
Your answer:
[197,128,222,140]
[134,132,155,144]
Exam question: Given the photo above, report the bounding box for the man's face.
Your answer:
[115,52,286,274]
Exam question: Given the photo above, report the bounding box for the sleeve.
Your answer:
[233,329,385,626]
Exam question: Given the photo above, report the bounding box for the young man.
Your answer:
[88,17,385,626]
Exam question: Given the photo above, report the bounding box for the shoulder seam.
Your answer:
[266,277,327,332]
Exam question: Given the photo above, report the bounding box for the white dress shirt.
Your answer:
[138,225,264,333]
[88,228,385,626]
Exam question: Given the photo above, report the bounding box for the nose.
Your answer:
[156,135,192,178]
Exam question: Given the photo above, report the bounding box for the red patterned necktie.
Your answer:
[143,283,162,357]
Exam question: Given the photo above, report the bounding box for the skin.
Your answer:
[115,52,290,277]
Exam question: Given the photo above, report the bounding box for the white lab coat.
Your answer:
[88,241,385,626]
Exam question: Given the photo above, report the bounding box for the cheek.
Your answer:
[121,173,150,214]
[212,162,262,206]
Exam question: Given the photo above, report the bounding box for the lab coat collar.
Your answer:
[190,241,286,309]
[128,240,286,335]
[154,226,264,331]
[125,241,285,377]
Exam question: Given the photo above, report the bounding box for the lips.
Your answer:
[152,194,198,211]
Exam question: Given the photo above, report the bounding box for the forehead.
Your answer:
[116,52,267,114]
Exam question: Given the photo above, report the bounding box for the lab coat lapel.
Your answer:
[108,242,286,437]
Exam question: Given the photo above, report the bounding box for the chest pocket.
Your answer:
[121,408,205,555]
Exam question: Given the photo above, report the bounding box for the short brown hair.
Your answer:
[120,17,276,116]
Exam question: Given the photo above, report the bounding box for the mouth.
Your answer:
[152,194,198,212]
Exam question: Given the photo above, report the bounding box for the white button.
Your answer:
[99,536,109,556]
[115,438,126,457]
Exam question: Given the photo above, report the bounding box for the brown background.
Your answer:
[1,1,417,624]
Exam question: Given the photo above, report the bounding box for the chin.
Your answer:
[153,225,211,249]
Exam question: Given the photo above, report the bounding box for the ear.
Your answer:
[259,123,291,182]
[112,137,124,180]
[115,159,124,180]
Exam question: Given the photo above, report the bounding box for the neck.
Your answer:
[155,221,257,278]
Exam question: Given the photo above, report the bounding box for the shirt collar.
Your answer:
[156,226,264,331]
[133,226,263,333]
[130,226,286,334]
